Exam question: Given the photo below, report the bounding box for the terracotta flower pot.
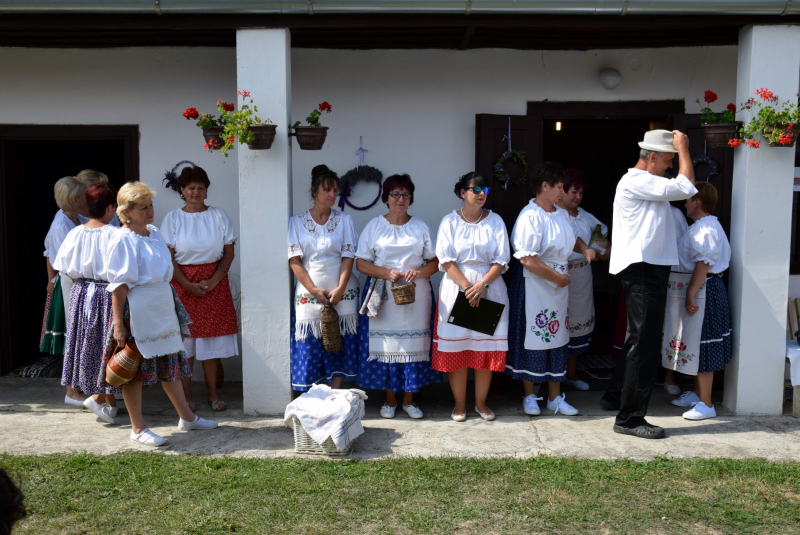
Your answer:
[701,123,740,149]
[202,126,225,147]
[246,124,277,150]
[763,122,798,148]
[294,126,328,150]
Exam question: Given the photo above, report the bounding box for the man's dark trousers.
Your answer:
[602,262,670,428]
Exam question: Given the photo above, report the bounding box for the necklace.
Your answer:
[460,208,481,224]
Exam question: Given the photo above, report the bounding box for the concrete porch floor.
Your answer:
[1,376,798,461]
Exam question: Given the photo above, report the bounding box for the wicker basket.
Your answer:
[320,301,343,353]
[391,281,416,305]
[291,415,355,455]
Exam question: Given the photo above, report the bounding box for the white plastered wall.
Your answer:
[1,45,739,389]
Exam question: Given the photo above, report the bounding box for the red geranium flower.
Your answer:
[228,136,235,143]
[704,90,718,104]
[221,102,235,112]
[728,138,742,148]
[183,107,200,120]
[726,103,736,113]
[318,101,332,113]
[755,87,775,101]
[237,89,251,98]
[217,98,222,105]
[745,140,761,148]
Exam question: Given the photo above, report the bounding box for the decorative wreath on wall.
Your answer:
[338,165,384,211]
[162,160,196,193]
[494,149,529,189]
[692,154,719,181]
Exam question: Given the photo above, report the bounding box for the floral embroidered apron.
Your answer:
[524,262,569,351]
[661,272,706,376]
[294,261,359,341]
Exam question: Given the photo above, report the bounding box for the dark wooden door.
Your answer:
[670,114,734,238]
[475,114,542,235]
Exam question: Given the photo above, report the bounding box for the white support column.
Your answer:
[237,28,293,415]
[724,25,800,415]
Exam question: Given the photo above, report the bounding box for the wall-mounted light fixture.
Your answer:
[556,121,562,131]
[600,68,621,90]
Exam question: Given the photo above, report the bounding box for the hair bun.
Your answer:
[311,164,332,180]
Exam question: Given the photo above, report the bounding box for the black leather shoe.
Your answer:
[613,423,666,439]
[599,396,620,411]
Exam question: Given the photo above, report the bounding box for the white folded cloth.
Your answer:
[787,341,800,387]
[284,385,368,451]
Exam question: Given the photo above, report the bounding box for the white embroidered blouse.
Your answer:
[356,216,436,271]
[436,210,510,273]
[43,210,76,265]
[565,207,608,262]
[106,225,174,292]
[609,168,698,274]
[79,213,120,227]
[675,215,731,274]
[53,225,118,281]
[511,200,576,273]
[287,209,359,266]
[160,206,237,265]
[671,205,689,241]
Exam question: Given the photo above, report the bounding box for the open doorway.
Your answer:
[0,125,138,375]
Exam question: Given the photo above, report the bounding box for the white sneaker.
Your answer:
[546,393,579,416]
[130,428,166,447]
[108,406,119,418]
[672,391,700,407]
[402,404,423,419]
[64,394,85,408]
[83,397,115,424]
[523,394,542,416]
[380,404,397,419]
[178,415,218,431]
[683,402,717,420]
[664,383,681,396]
[563,378,590,391]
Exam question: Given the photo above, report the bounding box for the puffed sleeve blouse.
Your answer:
[511,200,576,274]
[287,209,358,266]
[52,225,118,281]
[675,215,731,275]
[106,225,174,292]
[436,211,510,273]
[355,216,436,272]
[43,210,76,265]
[566,207,608,262]
[160,206,237,265]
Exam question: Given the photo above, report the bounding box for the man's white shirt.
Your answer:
[609,168,698,275]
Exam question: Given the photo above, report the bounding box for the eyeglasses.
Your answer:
[468,187,490,195]
[388,192,412,200]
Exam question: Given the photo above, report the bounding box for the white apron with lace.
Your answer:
[661,272,705,376]
[367,278,432,363]
[294,261,359,341]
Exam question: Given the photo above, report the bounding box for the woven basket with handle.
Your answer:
[320,301,343,353]
[391,281,416,305]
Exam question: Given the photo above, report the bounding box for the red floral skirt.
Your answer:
[171,262,238,339]
[431,305,506,373]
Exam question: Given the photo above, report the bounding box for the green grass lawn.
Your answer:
[2,454,800,534]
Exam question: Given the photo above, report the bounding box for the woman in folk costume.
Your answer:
[56,183,121,423]
[76,169,121,227]
[288,165,360,391]
[100,182,217,446]
[162,166,238,412]
[432,172,510,422]
[556,169,611,391]
[662,182,732,420]
[356,174,441,419]
[41,175,89,407]
[505,162,595,417]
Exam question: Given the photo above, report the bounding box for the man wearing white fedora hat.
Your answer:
[601,129,697,439]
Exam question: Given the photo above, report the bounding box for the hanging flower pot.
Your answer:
[701,123,740,149]
[293,126,328,150]
[245,123,277,150]
[202,126,225,145]
[762,122,798,148]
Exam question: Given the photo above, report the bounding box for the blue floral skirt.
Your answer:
[357,277,441,393]
[567,333,592,355]
[290,304,358,391]
[504,262,568,383]
[698,275,733,373]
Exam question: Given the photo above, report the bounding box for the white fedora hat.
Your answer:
[638,129,678,153]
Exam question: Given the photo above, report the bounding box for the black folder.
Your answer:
[446,292,505,336]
